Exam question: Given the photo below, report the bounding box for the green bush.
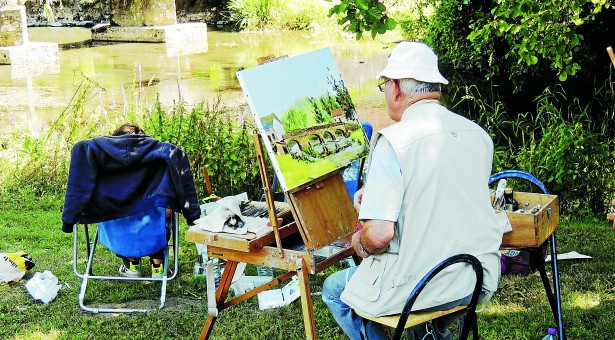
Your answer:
[387,0,615,218]
[390,1,432,42]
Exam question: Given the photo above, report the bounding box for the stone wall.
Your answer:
[25,0,109,26]
[24,0,228,27]
[110,0,177,26]
[0,7,28,46]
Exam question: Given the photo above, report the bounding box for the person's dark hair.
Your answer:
[112,123,145,136]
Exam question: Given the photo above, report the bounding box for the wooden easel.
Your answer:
[186,134,359,339]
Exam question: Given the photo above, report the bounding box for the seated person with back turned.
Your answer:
[322,42,503,340]
[62,123,201,278]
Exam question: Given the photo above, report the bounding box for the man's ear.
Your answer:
[392,80,404,102]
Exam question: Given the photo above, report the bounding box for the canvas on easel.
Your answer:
[236,47,370,192]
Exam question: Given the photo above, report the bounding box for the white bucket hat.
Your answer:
[376,41,449,84]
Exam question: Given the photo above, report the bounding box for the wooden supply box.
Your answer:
[499,192,559,248]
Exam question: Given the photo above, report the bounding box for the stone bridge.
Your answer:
[277,122,361,157]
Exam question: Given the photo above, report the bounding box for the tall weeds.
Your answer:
[143,96,261,199]
[0,73,263,201]
[454,83,615,218]
[0,72,115,197]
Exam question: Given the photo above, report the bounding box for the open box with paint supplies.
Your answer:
[492,190,559,248]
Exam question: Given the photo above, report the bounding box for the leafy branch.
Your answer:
[326,0,397,39]
[469,0,611,81]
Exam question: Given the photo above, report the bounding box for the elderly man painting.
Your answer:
[322,41,503,340]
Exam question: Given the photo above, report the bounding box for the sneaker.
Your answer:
[151,264,164,279]
[118,263,141,278]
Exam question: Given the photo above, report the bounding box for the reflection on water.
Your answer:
[0,27,394,134]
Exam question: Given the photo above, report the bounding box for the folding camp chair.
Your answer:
[63,133,201,314]
[72,207,179,313]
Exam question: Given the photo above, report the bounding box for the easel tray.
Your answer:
[185,221,299,253]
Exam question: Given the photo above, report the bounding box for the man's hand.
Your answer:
[351,231,369,258]
[353,220,395,257]
[353,188,364,213]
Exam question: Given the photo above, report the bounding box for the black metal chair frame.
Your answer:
[489,170,565,340]
[391,254,484,340]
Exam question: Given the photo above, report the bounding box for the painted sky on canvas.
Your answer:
[237,48,341,120]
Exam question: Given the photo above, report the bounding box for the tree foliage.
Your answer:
[331,0,611,82]
[326,0,397,39]
[469,0,610,82]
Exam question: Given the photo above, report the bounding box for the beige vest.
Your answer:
[341,100,502,317]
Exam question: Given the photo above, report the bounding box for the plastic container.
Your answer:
[256,265,274,278]
[542,327,557,340]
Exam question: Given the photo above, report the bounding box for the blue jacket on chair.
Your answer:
[62,134,201,233]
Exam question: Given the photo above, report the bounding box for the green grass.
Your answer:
[1,193,615,339]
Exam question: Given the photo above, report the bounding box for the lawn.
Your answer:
[1,193,614,339]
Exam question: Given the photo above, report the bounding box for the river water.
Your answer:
[0,27,396,135]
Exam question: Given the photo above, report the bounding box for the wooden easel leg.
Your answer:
[297,259,317,339]
[199,261,238,340]
[200,316,217,340]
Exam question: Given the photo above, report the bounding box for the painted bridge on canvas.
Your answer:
[278,122,361,157]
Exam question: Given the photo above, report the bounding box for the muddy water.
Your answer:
[0,28,395,134]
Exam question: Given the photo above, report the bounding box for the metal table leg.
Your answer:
[549,233,566,340]
[529,234,566,340]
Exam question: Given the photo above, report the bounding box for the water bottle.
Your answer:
[256,265,274,278]
[194,244,208,284]
[193,261,206,283]
[542,327,557,340]
[204,258,221,289]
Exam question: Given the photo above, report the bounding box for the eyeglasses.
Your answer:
[377,79,390,92]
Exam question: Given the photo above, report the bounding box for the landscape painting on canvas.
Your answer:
[237,47,370,191]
